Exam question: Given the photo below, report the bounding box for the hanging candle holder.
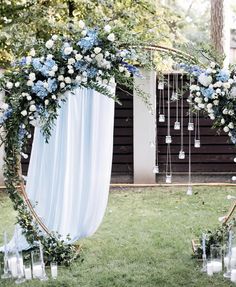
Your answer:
[165,174,172,184]
[159,114,165,122]
[188,122,194,131]
[153,165,159,174]
[178,150,185,160]
[186,185,193,195]
[158,83,165,123]
[165,135,172,144]
[174,121,180,130]
[158,81,164,90]
[1,231,11,279]
[179,73,185,159]
[194,109,201,148]
[194,139,201,148]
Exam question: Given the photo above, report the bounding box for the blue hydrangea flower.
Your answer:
[32,81,48,99]
[0,108,13,124]
[40,59,56,76]
[201,87,214,98]
[178,63,203,77]
[74,60,88,71]
[121,61,140,76]
[216,70,229,82]
[47,78,58,93]
[32,58,43,70]
[77,29,98,52]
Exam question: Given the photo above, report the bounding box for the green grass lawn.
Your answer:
[0,186,236,286]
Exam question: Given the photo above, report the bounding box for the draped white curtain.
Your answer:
[2,86,115,251]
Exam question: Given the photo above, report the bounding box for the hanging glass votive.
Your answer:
[152,165,159,174]
[165,136,172,144]
[159,114,165,122]
[178,150,185,159]
[194,139,201,148]
[188,122,194,131]
[171,91,178,101]
[174,121,180,130]
[186,185,193,195]
[158,82,164,90]
[165,174,172,184]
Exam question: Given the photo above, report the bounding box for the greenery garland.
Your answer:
[0,21,151,265]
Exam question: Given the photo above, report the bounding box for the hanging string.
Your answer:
[188,77,194,131]
[166,144,172,183]
[174,73,180,130]
[165,73,171,143]
[179,73,185,159]
[158,77,165,122]
[194,109,201,148]
[187,77,193,195]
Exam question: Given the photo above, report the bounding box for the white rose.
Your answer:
[26,56,32,65]
[15,82,20,87]
[221,118,225,124]
[64,47,73,55]
[125,71,131,78]
[224,126,230,133]
[230,86,236,98]
[196,92,201,96]
[107,33,115,42]
[95,53,103,63]
[81,30,87,36]
[48,71,55,77]
[119,66,125,73]
[229,110,235,115]
[199,103,205,109]
[204,97,208,102]
[27,95,32,101]
[52,65,58,72]
[46,54,53,60]
[198,73,212,87]
[45,39,54,49]
[216,88,221,94]
[91,53,96,58]
[52,34,58,41]
[6,82,13,89]
[75,54,83,61]
[27,80,34,86]
[223,109,228,115]
[21,110,27,116]
[94,47,102,54]
[44,99,49,106]
[209,114,215,120]
[82,71,87,77]
[58,75,64,81]
[104,25,111,33]
[78,20,85,29]
[68,58,76,65]
[75,75,82,82]
[60,82,65,89]
[207,103,213,109]
[1,103,9,110]
[52,95,56,100]
[64,77,71,84]
[68,69,74,74]
[29,72,36,81]
[223,82,230,89]
[213,100,219,105]
[210,62,216,68]
[29,105,36,112]
[82,77,87,83]
[228,122,234,129]
[29,48,36,57]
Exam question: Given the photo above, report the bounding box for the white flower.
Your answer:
[221,118,225,124]
[27,80,33,87]
[29,105,36,112]
[213,100,219,105]
[52,65,58,72]
[75,75,82,83]
[6,82,13,89]
[223,108,228,115]
[107,33,115,42]
[91,53,95,58]
[94,47,102,54]
[206,103,213,109]
[196,92,201,96]
[29,48,36,57]
[216,88,221,94]
[68,69,74,74]
[84,55,92,62]
[64,77,72,84]
[82,77,87,83]
[194,97,202,104]
[47,54,53,60]
[206,68,212,74]
[119,51,126,57]
[223,82,231,89]
[58,75,64,81]
[81,30,87,36]
[48,71,55,77]
[210,62,216,68]
[64,47,73,55]
[229,110,235,115]
[60,82,65,88]
[125,71,131,78]
[204,97,208,102]
[230,86,236,98]
[119,66,125,73]
[229,79,234,84]
[104,25,111,33]
[228,122,234,129]
[105,51,110,57]
[68,58,76,65]
[75,54,83,61]
[52,95,56,100]
[95,53,104,63]
[26,56,32,65]
[213,81,222,88]
[223,126,229,133]
[15,82,20,88]
[21,110,27,116]
[199,103,205,109]
[78,20,85,29]
[52,34,58,41]
[82,71,87,77]
[209,114,215,120]
[198,73,212,87]
[29,73,36,82]
[44,99,49,106]
[27,95,32,101]
[1,103,9,110]
[45,39,54,49]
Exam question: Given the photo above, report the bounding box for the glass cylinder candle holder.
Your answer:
[174,121,180,130]
[210,245,223,273]
[165,135,172,144]
[207,261,213,276]
[178,150,185,160]
[194,139,201,148]
[50,262,58,279]
[159,114,165,122]
[32,251,43,279]
[188,122,194,131]
[1,231,11,279]
[24,264,32,280]
[166,174,172,184]
[158,82,164,90]
[152,165,159,174]
[231,269,236,283]
[8,251,23,278]
[186,185,192,196]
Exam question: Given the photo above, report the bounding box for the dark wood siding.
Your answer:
[156,75,236,174]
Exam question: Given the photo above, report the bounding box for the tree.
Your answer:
[210,0,224,54]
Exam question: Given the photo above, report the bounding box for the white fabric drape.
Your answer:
[2,86,115,251]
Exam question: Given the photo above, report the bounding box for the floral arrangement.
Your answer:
[0,20,144,264]
[180,62,236,144]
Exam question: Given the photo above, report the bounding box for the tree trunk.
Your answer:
[211,0,224,54]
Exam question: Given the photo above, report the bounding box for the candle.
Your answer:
[211,261,222,273]
[207,262,213,276]
[24,267,32,280]
[231,269,236,283]
[33,264,43,278]
[7,257,23,278]
[51,263,58,279]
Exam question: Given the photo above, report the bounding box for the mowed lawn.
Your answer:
[0,186,236,287]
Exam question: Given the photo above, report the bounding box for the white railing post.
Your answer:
[133,69,156,184]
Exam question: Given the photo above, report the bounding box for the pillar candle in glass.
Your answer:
[210,245,223,273]
[51,262,58,279]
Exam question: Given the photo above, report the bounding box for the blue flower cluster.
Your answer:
[178,63,203,77]
[122,61,140,76]
[32,58,56,77]
[74,60,88,71]
[216,70,229,82]
[32,81,48,99]
[201,87,214,98]
[0,108,12,124]
[77,29,98,52]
